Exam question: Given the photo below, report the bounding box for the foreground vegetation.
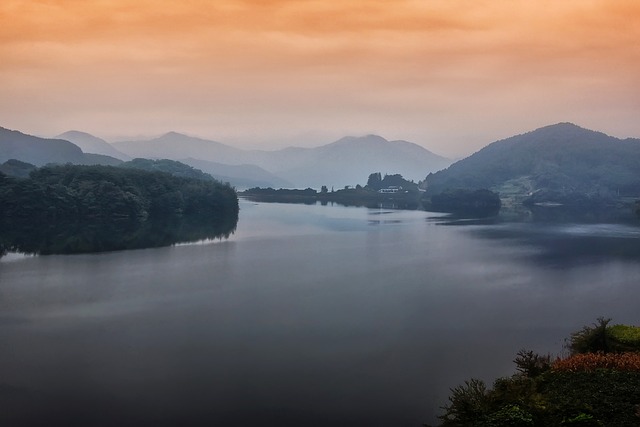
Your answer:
[0,163,239,255]
[436,318,640,426]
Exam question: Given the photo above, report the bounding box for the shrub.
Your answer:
[439,379,491,426]
[561,413,602,426]
[552,352,640,372]
[513,349,552,378]
[484,404,534,427]
[568,317,612,354]
[608,324,640,351]
[540,370,640,426]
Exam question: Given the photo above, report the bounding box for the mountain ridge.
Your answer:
[423,122,640,204]
[57,130,131,161]
[112,132,451,188]
[0,126,122,167]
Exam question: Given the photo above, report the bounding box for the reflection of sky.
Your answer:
[232,200,446,241]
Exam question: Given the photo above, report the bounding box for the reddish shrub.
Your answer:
[553,352,640,372]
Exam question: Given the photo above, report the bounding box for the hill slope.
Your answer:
[270,135,451,188]
[180,158,293,189]
[57,130,131,160]
[0,126,122,166]
[423,123,640,204]
[114,132,450,188]
[113,132,247,165]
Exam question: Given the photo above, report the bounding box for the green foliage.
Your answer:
[561,413,602,426]
[608,324,640,350]
[541,370,640,426]
[484,404,534,427]
[567,318,640,354]
[572,319,611,353]
[568,317,612,354]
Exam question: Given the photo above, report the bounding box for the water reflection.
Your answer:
[433,205,640,268]
[1,201,639,427]
[467,222,640,268]
[0,213,238,256]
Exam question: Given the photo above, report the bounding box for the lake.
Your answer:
[1,200,639,426]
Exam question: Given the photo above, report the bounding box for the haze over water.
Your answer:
[1,200,640,426]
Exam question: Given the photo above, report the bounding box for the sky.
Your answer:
[1,0,639,157]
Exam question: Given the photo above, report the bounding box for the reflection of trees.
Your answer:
[0,213,237,256]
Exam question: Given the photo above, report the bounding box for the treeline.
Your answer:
[0,163,238,223]
[0,164,239,254]
[119,158,219,183]
[242,176,422,209]
[241,173,502,215]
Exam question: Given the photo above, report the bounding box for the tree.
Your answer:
[367,172,382,190]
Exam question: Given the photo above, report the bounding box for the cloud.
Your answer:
[0,0,639,155]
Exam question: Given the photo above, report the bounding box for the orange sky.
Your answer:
[1,0,639,156]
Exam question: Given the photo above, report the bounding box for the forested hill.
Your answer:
[0,164,239,225]
[120,158,219,183]
[423,123,640,203]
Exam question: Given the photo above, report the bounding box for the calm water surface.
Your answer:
[1,200,639,426]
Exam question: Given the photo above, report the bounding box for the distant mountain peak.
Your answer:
[329,134,390,147]
[55,130,130,161]
[516,122,612,143]
[545,122,581,129]
[59,130,93,137]
[530,122,599,136]
[160,131,188,139]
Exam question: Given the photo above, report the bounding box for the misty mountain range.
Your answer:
[0,127,121,167]
[111,132,451,188]
[4,123,640,206]
[1,126,451,189]
[57,130,131,161]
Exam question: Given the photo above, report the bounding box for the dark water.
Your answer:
[1,201,639,426]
